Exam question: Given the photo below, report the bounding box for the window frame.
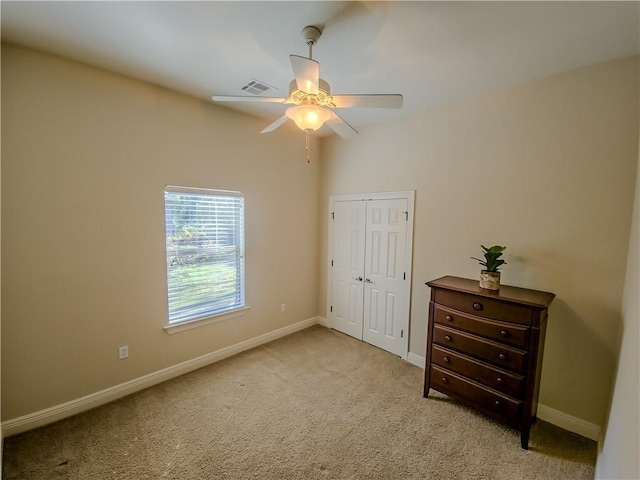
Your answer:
[163,185,248,334]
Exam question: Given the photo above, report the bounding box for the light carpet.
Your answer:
[3,325,596,479]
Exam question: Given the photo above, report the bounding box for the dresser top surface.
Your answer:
[426,276,555,308]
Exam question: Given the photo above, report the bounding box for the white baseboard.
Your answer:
[316,316,330,328]
[2,316,321,437]
[407,352,426,369]
[536,404,600,441]
[404,352,600,441]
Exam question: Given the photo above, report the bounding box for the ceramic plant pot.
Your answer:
[479,270,501,291]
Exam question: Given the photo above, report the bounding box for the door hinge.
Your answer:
[403,272,406,280]
[401,329,404,338]
[331,212,335,219]
[330,305,333,312]
[331,260,334,267]
[403,211,408,221]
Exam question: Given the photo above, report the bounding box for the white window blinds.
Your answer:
[164,186,245,325]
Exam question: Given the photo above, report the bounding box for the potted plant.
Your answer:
[472,245,506,290]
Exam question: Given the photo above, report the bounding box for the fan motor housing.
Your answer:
[288,79,334,107]
[288,79,331,96]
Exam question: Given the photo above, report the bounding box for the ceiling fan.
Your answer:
[212,25,403,162]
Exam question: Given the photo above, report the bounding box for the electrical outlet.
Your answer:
[280,303,286,312]
[118,345,129,360]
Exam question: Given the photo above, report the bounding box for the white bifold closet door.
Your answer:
[331,198,408,356]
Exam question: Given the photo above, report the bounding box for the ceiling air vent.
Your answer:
[240,79,277,96]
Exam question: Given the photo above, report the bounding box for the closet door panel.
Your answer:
[331,201,366,339]
[363,199,408,356]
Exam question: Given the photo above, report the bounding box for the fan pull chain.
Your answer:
[305,130,311,163]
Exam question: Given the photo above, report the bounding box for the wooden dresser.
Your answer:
[424,276,555,449]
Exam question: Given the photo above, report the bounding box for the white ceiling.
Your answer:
[2,1,639,136]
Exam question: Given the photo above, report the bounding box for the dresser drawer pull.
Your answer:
[446,315,454,321]
[442,377,448,384]
[499,353,507,361]
[443,356,450,363]
[494,400,501,408]
[496,377,504,384]
[500,330,510,337]
[444,335,452,342]
[472,302,483,311]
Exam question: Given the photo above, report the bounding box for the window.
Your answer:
[164,186,245,327]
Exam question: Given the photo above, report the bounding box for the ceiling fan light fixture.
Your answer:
[212,24,402,146]
[285,104,332,132]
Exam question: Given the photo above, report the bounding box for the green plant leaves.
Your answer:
[473,245,507,272]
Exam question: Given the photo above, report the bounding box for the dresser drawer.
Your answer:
[433,325,527,374]
[434,305,529,348]
[431,365,521,424]
[432,345,525,398]
[434,289,532,325]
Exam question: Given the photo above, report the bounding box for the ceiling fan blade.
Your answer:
[331,94,403,109]
[260,115,290,134]
[325,111,358,139]
[290,55,319,94]
[212,95,287,103]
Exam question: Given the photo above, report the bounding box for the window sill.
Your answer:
[163,306,251,335]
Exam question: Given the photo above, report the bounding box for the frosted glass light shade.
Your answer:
[285,104,332,132]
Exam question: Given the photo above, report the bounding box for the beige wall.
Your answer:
[319,56,639,427]
[1,44,321,420]
[595,146,640,479]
